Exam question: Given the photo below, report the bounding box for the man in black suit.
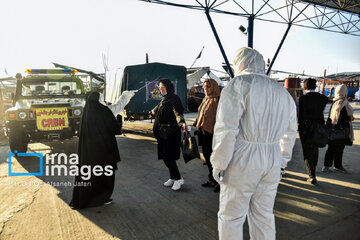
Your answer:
[298,78,328,185]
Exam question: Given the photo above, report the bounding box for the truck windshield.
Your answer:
[22,80,83,96]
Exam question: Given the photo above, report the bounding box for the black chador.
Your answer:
[70,92,121,209]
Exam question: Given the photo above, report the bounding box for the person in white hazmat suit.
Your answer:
[210,47,297,240]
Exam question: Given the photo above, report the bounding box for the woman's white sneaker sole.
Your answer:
[171,179,184,191]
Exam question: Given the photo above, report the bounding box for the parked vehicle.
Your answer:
[4,69,86,152]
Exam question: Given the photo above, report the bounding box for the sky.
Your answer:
[0,0,359,79]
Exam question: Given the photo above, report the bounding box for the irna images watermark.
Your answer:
[8,151,113,182]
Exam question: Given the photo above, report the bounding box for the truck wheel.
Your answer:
[9,129,28,153]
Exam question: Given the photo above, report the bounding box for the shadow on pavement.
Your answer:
[4,130,360,240]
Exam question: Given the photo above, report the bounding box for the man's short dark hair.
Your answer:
[303,78,317,90]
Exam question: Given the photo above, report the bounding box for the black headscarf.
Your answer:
[159,78,175,94]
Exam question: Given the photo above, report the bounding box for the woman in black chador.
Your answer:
[70,91,121,209]
[150,79,186,191]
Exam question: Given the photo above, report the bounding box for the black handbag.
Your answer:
[181,131,200,163]
[328,125,350,145]
[326,104,351,146]
[308,121,330,148]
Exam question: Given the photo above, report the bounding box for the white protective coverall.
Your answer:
[99,90,136,116]
[210,47,297,240]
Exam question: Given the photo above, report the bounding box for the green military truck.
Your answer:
[4,69,86,152]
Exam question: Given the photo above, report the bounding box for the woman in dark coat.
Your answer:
[70,91,121,209]
[322,84,355,173]
[193,78,220,192]
[150,79,186,191]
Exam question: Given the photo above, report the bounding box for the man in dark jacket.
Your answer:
[298,78,328,185]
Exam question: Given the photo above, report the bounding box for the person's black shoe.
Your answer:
[104,198,113,205]
[69,202,76,209]
[201,181,215,187]
[307,178,317,185]
[281,168,286,177]
[213,184,220,192]
[333,167,348,173]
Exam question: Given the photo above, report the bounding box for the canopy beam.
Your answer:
[205,8,234,78]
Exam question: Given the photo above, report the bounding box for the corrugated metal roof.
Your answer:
[325,72,360,80]
[302,0,360,15]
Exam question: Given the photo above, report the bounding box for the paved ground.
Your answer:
[0,103,359,240]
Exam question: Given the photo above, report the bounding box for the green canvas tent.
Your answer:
[121,62,187,120]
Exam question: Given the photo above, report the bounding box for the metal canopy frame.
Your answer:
[138,0,360,77]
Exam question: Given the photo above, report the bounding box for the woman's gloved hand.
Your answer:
[117,90,137,103]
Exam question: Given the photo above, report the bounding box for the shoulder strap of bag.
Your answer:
[327,103,333,119]
[326,103,333,125]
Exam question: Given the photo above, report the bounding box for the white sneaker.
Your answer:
[321,166,331,173]
[163,179,175,187]
[171,179,184,191]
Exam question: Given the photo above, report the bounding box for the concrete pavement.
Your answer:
[0,104,359,240]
